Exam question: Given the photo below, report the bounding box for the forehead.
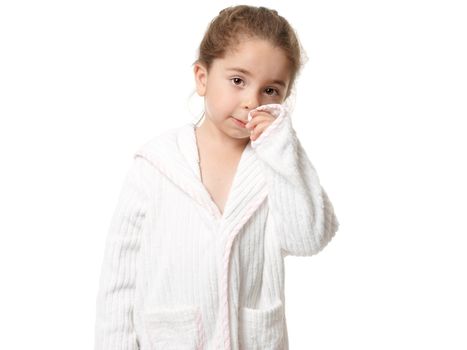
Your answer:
[216,39,291,82]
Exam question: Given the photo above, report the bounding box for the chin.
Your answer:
[229,131,251,141]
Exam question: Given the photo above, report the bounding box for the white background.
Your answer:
[1,0,466,349]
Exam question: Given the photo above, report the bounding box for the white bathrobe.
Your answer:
[94,103,340,350]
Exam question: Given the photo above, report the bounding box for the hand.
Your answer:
[245,110,275,141]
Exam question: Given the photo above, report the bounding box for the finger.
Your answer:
[250,110,272,121]
[250,120,272,138]
[246,115,274,129]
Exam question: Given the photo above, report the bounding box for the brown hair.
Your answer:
[192,5,308,102]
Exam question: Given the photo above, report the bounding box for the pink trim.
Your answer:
[218,104,287,348]
[219,186,269,350]
[196,306,207,350]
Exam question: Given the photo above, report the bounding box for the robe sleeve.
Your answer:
[94,155,149,350]
[250,104,340,257]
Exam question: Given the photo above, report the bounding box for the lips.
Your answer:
[232,116,247,125]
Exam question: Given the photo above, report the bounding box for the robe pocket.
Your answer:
[238,299,285,350]
[143,304,205,350]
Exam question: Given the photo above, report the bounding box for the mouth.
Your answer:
[231,116,247,126]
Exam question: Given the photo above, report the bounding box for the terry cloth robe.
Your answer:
[94,103,340,350]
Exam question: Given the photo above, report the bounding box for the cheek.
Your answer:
[208,82,226,100]
[214,91,236,110]
[205,81,237,116]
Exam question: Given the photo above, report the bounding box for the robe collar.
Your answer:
[134,122,268,227]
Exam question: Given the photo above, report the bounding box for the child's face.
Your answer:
[194,38,290,142]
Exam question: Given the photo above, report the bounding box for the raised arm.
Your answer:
[250,104,339,257]
[94,155,149,349]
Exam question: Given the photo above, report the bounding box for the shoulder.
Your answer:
[128,125,185,190]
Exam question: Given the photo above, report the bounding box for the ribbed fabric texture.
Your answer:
[250,104,340,257]
[94,156,149,350]
[94,103,340,350]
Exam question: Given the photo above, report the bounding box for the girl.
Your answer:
[94,5,339,350]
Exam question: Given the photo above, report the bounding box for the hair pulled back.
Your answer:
[193,5,307,101]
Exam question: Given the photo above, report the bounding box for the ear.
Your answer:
[193,62,208,97]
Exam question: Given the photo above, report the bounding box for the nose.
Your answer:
[242,93,260,112]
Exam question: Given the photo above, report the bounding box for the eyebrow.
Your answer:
[226,67,287,88]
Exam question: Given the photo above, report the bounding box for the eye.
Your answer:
[230,77,280,97]
[265,87,279,96]
[230,77,244,86]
